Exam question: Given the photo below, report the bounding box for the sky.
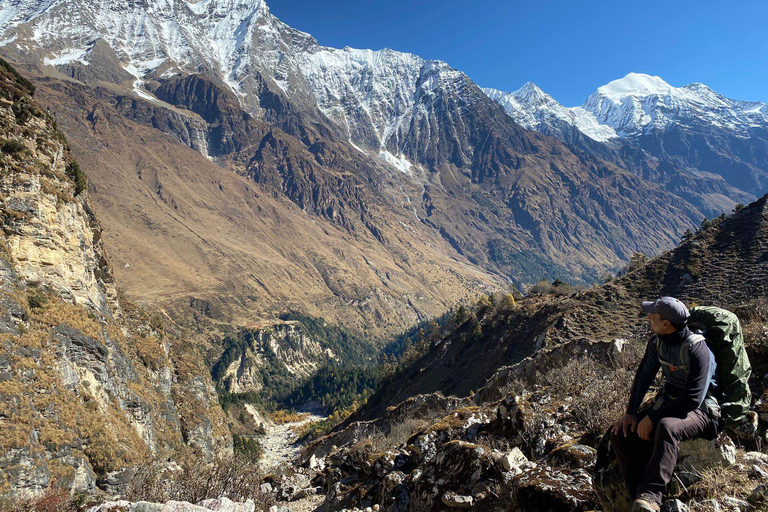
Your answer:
[268,0,768,106]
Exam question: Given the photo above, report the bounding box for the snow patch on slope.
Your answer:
[379,150,413,175]
[43,47,90,66]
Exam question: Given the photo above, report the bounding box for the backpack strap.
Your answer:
[656,333,705,373]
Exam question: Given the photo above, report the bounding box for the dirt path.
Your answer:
[259,412,326,472]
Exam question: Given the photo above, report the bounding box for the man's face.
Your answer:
[648,313,672,335]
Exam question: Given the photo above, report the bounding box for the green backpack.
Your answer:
[688,306,752,428]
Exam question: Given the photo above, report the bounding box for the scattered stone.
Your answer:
[289,487,316,501]
[268,506,295,512]
[308,454,324,470]
[501,447,528,474]
[742,451,768,468]
[610,338,627,355]
[441,491,474,509]
[260,482,273,494]
[661,499,689,512]
[692,500,722,512]
[730,412,760,442]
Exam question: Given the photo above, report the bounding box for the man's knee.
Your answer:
[611,429,634,452]
[655,418,681,442]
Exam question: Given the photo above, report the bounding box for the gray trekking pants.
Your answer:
[611,409,715,505]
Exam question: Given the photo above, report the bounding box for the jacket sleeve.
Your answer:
[647,340,710,423]
[626,337,660,416]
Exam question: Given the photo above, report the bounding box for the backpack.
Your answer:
[688,306,752,428]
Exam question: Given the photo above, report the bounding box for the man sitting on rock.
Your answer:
[612,296,719,512]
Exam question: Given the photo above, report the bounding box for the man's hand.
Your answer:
[612,414,638,437]
[637,415,654,441]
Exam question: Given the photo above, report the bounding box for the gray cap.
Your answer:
[641,297,690,324]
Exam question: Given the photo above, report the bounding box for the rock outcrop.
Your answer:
[0,59,230,498]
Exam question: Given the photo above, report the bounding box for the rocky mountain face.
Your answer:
[0,59,230,497]
[0,1,717,341]
[215,320,338,395]
[486,73,768,217]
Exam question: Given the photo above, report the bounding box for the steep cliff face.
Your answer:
[218,321,338,395]
[0,59,230,497]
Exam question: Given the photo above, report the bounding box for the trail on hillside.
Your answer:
[259,411,326,472]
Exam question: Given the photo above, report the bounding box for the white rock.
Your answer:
[87,502,133,512]
[197,497,255,512]
[441,492,473,509]
[501,447,528,474]
[661,499,689,512]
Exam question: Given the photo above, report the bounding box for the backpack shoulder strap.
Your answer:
[657,333,704,372]
[679,333,705,372]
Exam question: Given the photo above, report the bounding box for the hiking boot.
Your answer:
[631,496,660,512]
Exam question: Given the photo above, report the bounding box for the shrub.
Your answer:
[537,343,643,435]
[2,487,89,512]
[65,161,87,196]
[2,139,25,154]
[125,454,274,506]
[232,434,262,464]
[0,58,35,96]
[27,291,48,310]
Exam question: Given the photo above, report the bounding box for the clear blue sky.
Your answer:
[268,0,768,106]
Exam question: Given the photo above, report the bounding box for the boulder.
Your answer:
[441,492,473,509]
[87,502,133,512]
[505,466,598,512]
[408,440,501,511]
[721,496,753,511]
[546,443,597,470]
[377,471,409,512]
[128,504,164,512]
[677,433,736,471]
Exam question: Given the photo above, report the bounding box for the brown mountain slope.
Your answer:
[31,77,502,338]
[351,194,768,420]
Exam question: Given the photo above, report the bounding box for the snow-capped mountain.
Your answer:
[486,73,768,197]
[486,73,768,142]
[0,0,466,165]
[483,83,617,142]
[583,73,768,138]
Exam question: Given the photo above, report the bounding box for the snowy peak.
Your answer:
[483,82,618,142]
[486,72,768,143]
[595,72,674,102]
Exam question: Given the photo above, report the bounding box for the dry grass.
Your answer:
[536,342,643,436]
[686,461,759,507]
[125,454,275,506]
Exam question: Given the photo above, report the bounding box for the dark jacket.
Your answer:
[626,326,718,424]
